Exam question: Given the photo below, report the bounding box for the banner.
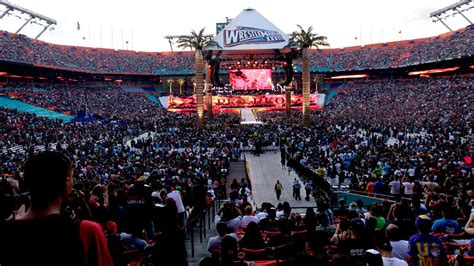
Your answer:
[168,94,319,111]
[213,9,289,50]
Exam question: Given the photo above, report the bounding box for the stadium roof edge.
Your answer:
[0,26,468,55]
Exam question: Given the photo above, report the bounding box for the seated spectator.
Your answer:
[207,222,230,253]
[238,221,265,250]
[215,202,242,232]
[240,205,258,228]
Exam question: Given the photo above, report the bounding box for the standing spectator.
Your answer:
[166,185,186,227]
[389,175,402,201]
[281,147,287,169]
[305,180,313,201]
[376,240,408,266]
[431,208,462,234]
[274,180,283,201]
[386,224,409,261]
[0,151,113,266]
[293,178,302,200]
[402,177,415,197]
[407,215,447,266]
[338,218,372,266]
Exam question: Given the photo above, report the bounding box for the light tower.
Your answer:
[430,0,473,31]
[0,0,57,39]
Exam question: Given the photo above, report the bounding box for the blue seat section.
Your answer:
[325,90,338,104]
[0,97,73,122]
[145,93,159,104]
[122,88,145,92]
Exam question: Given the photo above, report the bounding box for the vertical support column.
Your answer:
[206,63,213,118]
[302,47,311,127]
[195,50,204,129]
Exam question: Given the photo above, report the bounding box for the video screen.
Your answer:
[229,69,272,90]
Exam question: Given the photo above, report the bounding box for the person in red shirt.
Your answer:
[366,178,375,196]
[0,151,113,266]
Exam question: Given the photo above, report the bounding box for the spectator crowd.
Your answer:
[0,26,472,74]
[0,74,472,265]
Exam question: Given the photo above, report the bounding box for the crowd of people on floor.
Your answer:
[0,74,472,265]
[1,26,472,74]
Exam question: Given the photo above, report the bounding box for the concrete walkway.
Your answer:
[245,151,313,209]
[240,108,262,125]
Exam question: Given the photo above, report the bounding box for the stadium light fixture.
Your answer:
[0,0,56,38]
[408,66,460,76]
[331,74,368,79]
[430,0,473,31]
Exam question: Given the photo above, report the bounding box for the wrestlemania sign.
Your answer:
[224,26,285,47]
[213,8,289,50]
[168,95,320,111]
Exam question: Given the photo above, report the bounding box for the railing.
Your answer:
[182,194,224,258]
[345,189,412,202]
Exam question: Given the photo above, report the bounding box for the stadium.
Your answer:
[0,0,473,265]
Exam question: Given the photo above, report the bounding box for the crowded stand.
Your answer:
[0,7,473,263]
[1,27,473,74]
[0,73,471,265]
[306,27,474,71]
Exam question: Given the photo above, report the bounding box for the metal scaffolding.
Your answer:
[430,0,473,31]
[0,0,57,38]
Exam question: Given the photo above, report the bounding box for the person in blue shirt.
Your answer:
[374,178,386,195]
[431,208,462,234]
[408,215,447,266]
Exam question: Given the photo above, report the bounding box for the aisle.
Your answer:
[240,108,262,124]
[245,151,312,208]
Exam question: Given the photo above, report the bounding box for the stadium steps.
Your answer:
[187,160,247,265]
[0,97,73,122]
[186,222,217,266]
[226,160,247,196]
[325,89,338,104]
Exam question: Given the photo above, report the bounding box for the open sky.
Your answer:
[0,0,472,52]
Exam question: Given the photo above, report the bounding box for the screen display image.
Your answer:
[229,69,273,90]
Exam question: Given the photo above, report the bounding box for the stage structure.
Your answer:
[165,8,325,126]
[204,8,300,117]
[0,0,57,39]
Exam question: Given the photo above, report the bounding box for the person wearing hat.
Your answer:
[407,215,447,266]
[376,239,408,266]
